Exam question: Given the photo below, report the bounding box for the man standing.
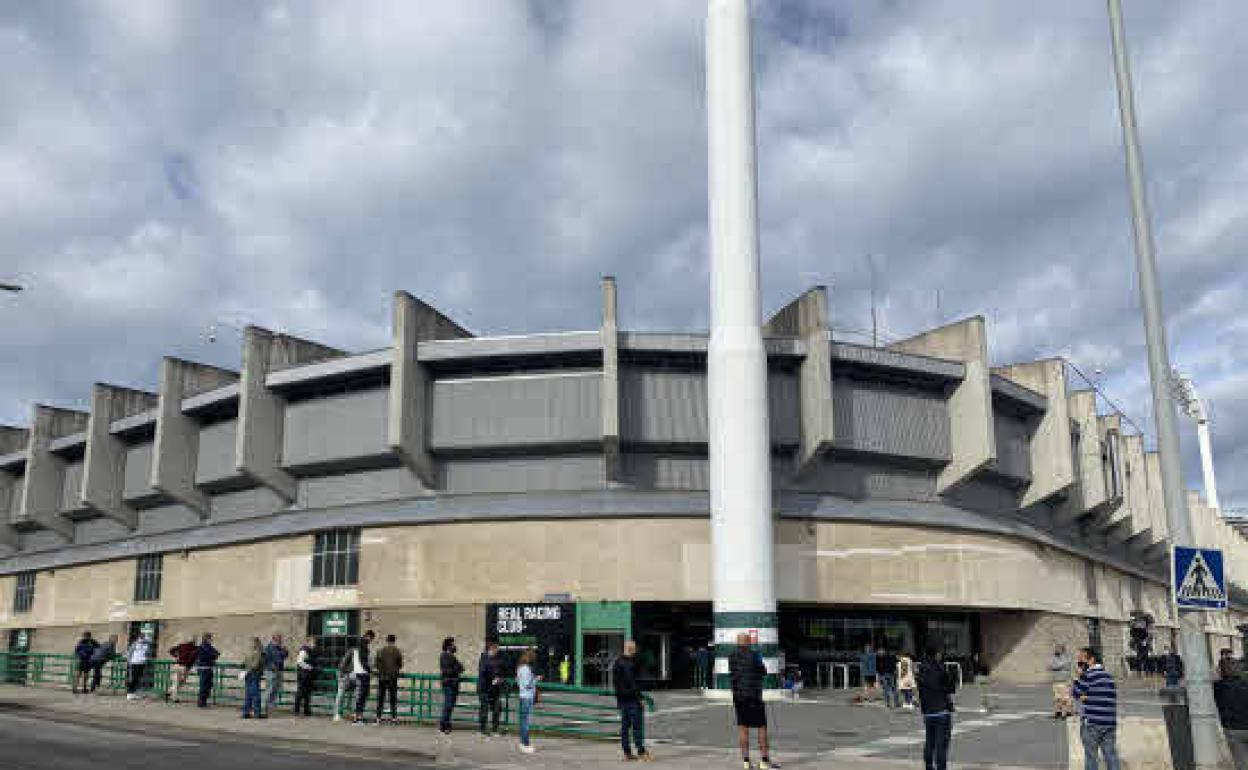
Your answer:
[125,633,152,701]
[1072,647,1120,770]
[612,640,652,762]
[167,636,198,703]
[261,634,289,717]
[859,644,878,700]
[917,644,956,770]
[1049,645,1074,718]
[374,634,404,724]
[88,635,118,693]
[194,633,220,708]
[878,648,899,709]
[477,641,504,737]
[72,632,98,695]
[1162,648,1184,689]
[729,633,775,770]
[439,636,464,734]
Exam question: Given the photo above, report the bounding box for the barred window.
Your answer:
[312,529,360,588]
[134,554,163,603]
[13,572,35,614]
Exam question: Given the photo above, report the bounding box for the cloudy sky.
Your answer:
[1,1,1244,508]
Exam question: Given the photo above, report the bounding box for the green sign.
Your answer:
[139,621,157,639]
[14,630,29,650]
[579,601,631,631]
[322,611,350,637]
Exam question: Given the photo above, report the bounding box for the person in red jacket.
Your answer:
[167,637,199,703]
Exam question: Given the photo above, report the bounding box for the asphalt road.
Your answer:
[0,705,433,770]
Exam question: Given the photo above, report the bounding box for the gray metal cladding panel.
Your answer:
[138,504,202,535]
[59,461,83,512]
[432,373,602,450]
[768,373,800,446]
[123,443,155,501]
[299,467,428,510]
[283,388,390,468]
[196,420,240,486]
[789,457,939,501]
[831,378,950,461]
[75,516,130,545]
[620,369,707,444]
[622,454,710,490]
[209,487,288,524]
[992,412,1033,480]
[443,455,605,494]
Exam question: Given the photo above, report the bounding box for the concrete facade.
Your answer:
[2,284,1245,683]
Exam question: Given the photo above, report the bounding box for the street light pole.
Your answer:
[1174,371,1221,513]
[1106,0,1224,765]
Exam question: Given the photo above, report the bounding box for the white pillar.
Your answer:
[1197,419,1220,513]
[706,0,778,690]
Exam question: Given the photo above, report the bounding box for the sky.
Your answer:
[0,0,1244,509]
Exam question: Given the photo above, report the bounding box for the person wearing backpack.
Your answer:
[336,630,375,725]
[438,637,465,734]
[194,633,220,708]
[88,635,118,693]
[167,636,199,703]
[916,644,957,770]
[241,637,265,719]
[72,632,98,695]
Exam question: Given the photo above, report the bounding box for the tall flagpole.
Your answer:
[705,0,778,691]
[1106,0,1224,764]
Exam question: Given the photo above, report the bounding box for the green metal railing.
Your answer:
[0,652,651,739]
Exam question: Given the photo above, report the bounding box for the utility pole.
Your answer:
[1106,0,1224,765]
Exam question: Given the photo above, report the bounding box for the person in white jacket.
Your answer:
[897,651,917,710]
[125,635,152,701]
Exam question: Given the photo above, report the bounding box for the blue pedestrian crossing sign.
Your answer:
[1174,546,1227,611]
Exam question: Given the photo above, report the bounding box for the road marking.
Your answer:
[819,711,1051,759]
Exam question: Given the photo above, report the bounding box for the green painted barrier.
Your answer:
[0,652,652,740]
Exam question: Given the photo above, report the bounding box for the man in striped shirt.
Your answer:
[1072,647,1120,770]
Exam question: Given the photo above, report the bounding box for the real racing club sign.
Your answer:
[486,603,576,652]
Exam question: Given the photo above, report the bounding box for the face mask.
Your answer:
[1077,661,1089,671]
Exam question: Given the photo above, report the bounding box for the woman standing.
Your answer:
[242,638,265,719]
[294,636,317,716]
[124,634,152,701]
[897,651,917,710]
[516,649,541,754]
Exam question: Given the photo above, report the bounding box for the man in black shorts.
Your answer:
[728,633,778,770]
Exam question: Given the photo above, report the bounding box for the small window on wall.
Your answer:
[13,572,35,614]
[134,554,163,603]
[312,529,360,588]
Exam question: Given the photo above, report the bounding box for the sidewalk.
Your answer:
[0,684,1050,769]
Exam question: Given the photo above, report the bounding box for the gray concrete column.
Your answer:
[82,384,158,529]
[20,405,89,540]
[151,358,238,518]
[1144,451,1170,542]
[0,428,26,549]
[1091,415,1130,541]
[993,359,1075,507]
[388,291,472,489]
[764,286,834,474]
[601,277,622,484]
[1121,434,1163,553]
[237,327,343,503]
[889,317,995,493]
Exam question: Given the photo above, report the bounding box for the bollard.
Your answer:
[1161,685,1196,770]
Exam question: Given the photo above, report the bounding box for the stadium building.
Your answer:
[0,280,1244,686]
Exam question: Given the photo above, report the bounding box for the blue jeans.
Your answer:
[923,713,952,770]
[242,673,262,717]
[264,670,283,713]
[619,700,645,756]
[880,674,898,707]
[519,696,535,746]
[1164,672,1180,688]
[440,683,459,732]
[1081,722,1121,770]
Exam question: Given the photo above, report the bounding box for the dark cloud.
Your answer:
[0,0,1243,508]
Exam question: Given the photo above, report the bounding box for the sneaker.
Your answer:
[742,761,753,770]
[519,744,536,754]
[638,751,654,763]
[623,754,637,762]
[760,759,780,770]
